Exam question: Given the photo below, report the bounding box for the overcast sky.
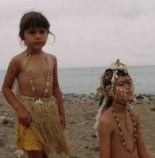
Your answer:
[0,0,155,69]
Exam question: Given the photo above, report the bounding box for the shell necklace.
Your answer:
[111,106,137,153]
[27,51,51,104]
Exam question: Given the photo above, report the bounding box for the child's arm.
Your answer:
[135,112,150,158]
[53,56,66,129]
[98,115,111,158]
[2,57,32,127]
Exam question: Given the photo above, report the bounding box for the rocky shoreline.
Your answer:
[0,92,155,158]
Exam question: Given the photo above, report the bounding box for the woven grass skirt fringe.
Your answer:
[16,95,70,156]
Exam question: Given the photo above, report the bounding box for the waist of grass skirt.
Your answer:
[16,94,56,103]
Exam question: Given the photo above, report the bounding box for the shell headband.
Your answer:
[96,59,129,93]
[106,59,128,89]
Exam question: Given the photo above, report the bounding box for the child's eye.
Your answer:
[39,29,47,34]
[28,30,36,34]
[118,82,124,86]
[118,84,124,86]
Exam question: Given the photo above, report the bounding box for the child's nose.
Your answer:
[35,32,41,38]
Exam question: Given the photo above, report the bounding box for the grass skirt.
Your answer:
[16,95,70,156]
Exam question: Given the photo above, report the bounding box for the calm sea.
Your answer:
[0,65,155,94]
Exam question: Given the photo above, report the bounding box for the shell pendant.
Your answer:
[34,98,44,104]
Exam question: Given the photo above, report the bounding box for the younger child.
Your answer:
[2,11,70,158]
[94,59,150,158]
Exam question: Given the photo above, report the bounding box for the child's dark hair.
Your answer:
[19,11,55,40]
[101,68,131,110]
[102,69,130,88]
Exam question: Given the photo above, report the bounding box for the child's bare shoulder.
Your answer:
[45,52,56,59]
[45,52,57,63]
[100,108,114,128]
[9,52,25,66]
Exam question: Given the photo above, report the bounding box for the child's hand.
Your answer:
[16,106,32,127]
[60,114,66,130]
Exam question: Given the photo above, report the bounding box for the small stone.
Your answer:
[91,134,97,138]
[14,149,25,158]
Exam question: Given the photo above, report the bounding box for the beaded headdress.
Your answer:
[96,59,129,93]
[107,59,129,90]
[110,59,127,70]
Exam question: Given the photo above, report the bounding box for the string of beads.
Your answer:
[27,51,51,103]
[111,106,137,153]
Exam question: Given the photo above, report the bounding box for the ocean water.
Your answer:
[0,65,155,94]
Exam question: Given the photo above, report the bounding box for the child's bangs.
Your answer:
[24,17,50,30]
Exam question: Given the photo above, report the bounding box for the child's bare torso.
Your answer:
[111,128,138,158]
[104,108,139,158]
[16,52,55,97]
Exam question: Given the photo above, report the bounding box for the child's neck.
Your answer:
[26,48,43,55]
[112,100,127,113]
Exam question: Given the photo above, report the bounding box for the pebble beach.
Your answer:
[0,93,155,158]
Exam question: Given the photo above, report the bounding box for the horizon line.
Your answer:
[0,64,155,71]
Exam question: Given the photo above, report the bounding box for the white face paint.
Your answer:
[106,73,134,103]
[116,87,119,90]
[114,84,134,102]
[116,86,126,93]
[116,87,124,91]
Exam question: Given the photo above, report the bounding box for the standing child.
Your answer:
[2,11,70,158]
[94,59,150,158]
